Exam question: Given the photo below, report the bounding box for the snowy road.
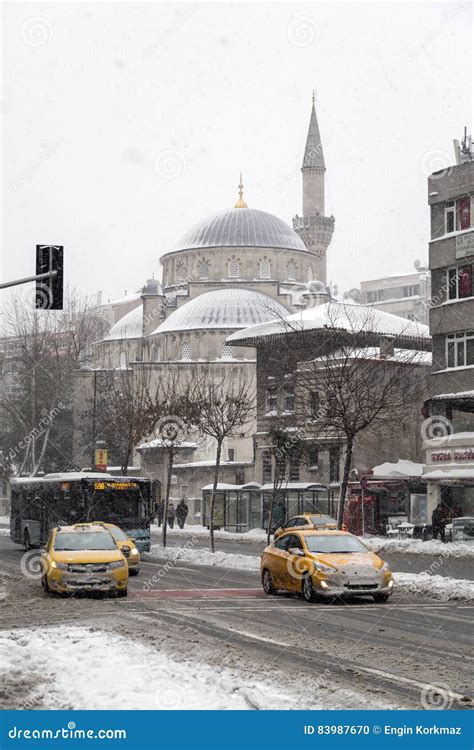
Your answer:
[0,535,473,711]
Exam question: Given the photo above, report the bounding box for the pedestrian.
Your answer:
[176,499,189,529]
[431,503,445,542]
[155,501,164,528]
[167,502,176,529]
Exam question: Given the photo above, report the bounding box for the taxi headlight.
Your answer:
[129,548,139,558]
[313,561,337,574]
[51,561,68,571]
[109,560,125,570]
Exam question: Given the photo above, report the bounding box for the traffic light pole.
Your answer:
[0,270,58,290]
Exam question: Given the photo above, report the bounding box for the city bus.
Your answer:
[9,472,153,552]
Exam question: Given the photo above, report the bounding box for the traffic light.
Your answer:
[35,245,63,309]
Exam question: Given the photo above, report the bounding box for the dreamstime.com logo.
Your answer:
[420,683,454,710]
[7,721,127,740]
[420,415,453,445]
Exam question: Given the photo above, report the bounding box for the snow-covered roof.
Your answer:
[308,347,431,366]
[109,291,141,305]
[104,305,143,341]
[11,472,115,484]
[260,482,329,491]
[137,438,197,450]
[151,289,289,335]
[227,300,430,345]
[371,459,425,479]
[432,390,474,400]
[201,482,261,491]
[175,208,307,253]
[423,468,474,481]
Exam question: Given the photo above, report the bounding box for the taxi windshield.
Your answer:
[107,525,129,541]
[54,532,117,551]
[305,535,368,554]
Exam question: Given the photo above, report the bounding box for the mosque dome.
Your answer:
[175,207,307,253]
[104,306,143,340]
[151,288,289,335]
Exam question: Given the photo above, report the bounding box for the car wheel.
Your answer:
[302,574,316,603]
[41,575,49,593]
[23,530,31,551]
[262,569,277,595]
[117,587,128,598]
[129,568,139,576]
[372,593,390,603]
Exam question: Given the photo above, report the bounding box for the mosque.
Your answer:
[79,96,336,511]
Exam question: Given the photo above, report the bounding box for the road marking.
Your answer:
[130,588,264,600]
[354,665,473,703]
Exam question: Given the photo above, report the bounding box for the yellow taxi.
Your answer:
[274,512,338,539]
[261,529,394,603]
[41,524,129,597]
[92,522,141,575]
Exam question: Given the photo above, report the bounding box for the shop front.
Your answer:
[423,433,474,522]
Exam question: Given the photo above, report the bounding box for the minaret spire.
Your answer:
[234,172,248,208]
[292,93,335,284]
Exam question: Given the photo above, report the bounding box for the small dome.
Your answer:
[306,280,328,294]
[104,306,143,340]
[142,278,163,296]
[151,289,289,334]
[175,208,307,252]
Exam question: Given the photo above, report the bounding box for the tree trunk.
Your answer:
[162,448,174,548]
[32,423,52,477]
[209,440,222,553]
[337,435,354,529]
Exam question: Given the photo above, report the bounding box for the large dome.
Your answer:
[151,289,289,335]
[175,208,307,252]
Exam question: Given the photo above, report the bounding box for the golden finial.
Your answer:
[312,89,316,106]
[234,172,248,208]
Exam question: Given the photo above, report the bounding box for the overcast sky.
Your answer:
[1,1,472,303]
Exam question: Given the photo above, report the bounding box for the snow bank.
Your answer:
[0,626,390,710]
[0,516,10,526]
[151,523,267,544]
[395,573,474,603]
[363,536,474,559]
[148,544,260,571]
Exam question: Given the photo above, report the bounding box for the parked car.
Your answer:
[92,522,141,575]
[261,529,394,603]
[41,523,129,597]
[274,513,337,539]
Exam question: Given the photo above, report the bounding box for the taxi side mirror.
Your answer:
[289,547,304,556]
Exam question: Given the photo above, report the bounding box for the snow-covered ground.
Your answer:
[363,536,474,558]
[0,626,392,710]
[151,523,267,543]
[148,543,260,571]
[146,545,474,602]
[0,516,10,526]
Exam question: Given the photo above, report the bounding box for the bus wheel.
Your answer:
[23,530,31,551]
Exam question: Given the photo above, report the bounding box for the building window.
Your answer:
[447,265,473,300]
[402,284,421,298]
[119,351,127,369]
[457,196,471,231]
[310,391,320,417]
[198,260,210,279]
[235,468,245,484]
[289,449,300,482]
[283,385,294,413]
[259,259,271,279]
[446,331,474,369]
[262,450,272,484]
[221,344,233,359]
[228,448,235,462]
[175,263,185,283]
[367,289,383,303]
[265,388,278,413]
[329,447,340,483]
[307,444,319,467]
[228,259,240,278]
[445,201,455,233]
[153,343,161,361]
[287,262,296,281]
[181,341,191,360]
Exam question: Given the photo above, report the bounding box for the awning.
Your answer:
[423,467,474,484]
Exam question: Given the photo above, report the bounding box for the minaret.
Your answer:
[293,92,334,284]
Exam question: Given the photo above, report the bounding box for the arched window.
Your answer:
[259,259,271,279]
[153,343,161,362]
[228,259,240,278]
[181,341,191,360]
[287,262,296,281]
[198,260,210,280]
[119,351,127,369]
[175,263,185,283]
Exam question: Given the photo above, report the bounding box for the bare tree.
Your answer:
[0,288,106,475]
[265,426,305,544]
[294,306,429,527]
[190,377,255,552]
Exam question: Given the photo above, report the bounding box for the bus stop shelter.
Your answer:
[259,482,335,531]
[201,482,262,533]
